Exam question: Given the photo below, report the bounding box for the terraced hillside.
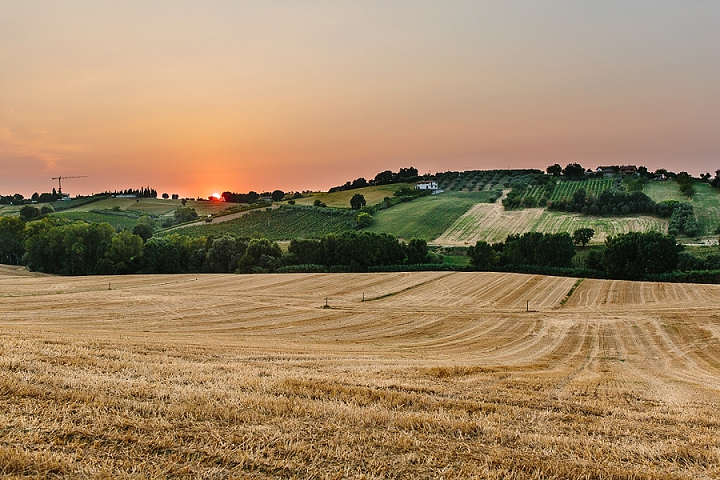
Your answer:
[1,270,718,478]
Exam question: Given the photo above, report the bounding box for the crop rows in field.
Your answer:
[1,272,719,478]
[518,184,548,205]
[171,206,357,240]
[434,202,668,245]
[436,169,542,192]
[549,178,616,202]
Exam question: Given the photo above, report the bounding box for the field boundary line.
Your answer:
[559,278,584,307]
[363,272,456,302]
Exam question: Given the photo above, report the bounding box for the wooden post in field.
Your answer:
[362,292,365,302]
[526,300,529,312]
[108,281,111,291]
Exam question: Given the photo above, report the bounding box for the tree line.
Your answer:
[328,167,422,193]
[102,187,158,198]
[1,216,444,275]
[468,229,720,281]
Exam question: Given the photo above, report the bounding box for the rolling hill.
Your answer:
[4,174,719,247]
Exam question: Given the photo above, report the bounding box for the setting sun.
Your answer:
[210,193,222,200]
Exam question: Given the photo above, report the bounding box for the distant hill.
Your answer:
[4,170,717,246]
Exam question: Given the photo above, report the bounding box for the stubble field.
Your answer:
[1,267,719,478]
[434,201,669,245]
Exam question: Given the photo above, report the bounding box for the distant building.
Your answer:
[416,181,440,191]
[596,166,616,177]
[595,165,637,177]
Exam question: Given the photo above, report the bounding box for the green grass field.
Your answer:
[169,206,357,240]
[365,191,494,241]
[292,184,412,208]
[645,181,720,236]
[688,184,720,236]
[59,197,235,217]
[642,181,686,203]
[0,205,21,216]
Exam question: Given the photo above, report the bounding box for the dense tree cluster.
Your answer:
[6,216,446,275]
[328,167,421,193]
[676,172,695,197]
[220,191,261,204]
[601,232,681,279]
[548,189,657,215]
[19,205,53,222]
[668,202,700,237]
[711,170,720,189]
[0,193,27,205]
[468,232,576,270]
[0,217,26,265]
[287,232,405,270]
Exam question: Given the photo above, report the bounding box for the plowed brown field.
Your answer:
[1,271,719,478]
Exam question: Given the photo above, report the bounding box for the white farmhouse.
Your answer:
[415,181,440,191]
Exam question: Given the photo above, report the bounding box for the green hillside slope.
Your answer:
[292,184,412,208]
[644,182,720,236]
[365,191,494,241]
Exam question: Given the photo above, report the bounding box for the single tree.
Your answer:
[271,190,285,202]
[132,223,154,243]
[19,205,41,222]
[174,206,198,223]
[546,164,562,176]
[573,228,595,247]
[350,193,366,210]
[562,163,585,177]
[355,212,373,228]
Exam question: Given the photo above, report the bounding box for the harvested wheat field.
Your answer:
[1,271,719,479]
[433,202,669,246]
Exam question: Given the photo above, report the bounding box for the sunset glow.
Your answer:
[1,2,719,197]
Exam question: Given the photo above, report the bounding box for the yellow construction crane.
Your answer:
[51,175,87,195]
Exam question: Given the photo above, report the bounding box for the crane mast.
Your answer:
[51,175,87,195]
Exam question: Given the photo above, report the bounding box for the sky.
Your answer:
[1,1,719,198]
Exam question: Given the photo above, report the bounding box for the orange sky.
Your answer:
[2,2,719,198]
